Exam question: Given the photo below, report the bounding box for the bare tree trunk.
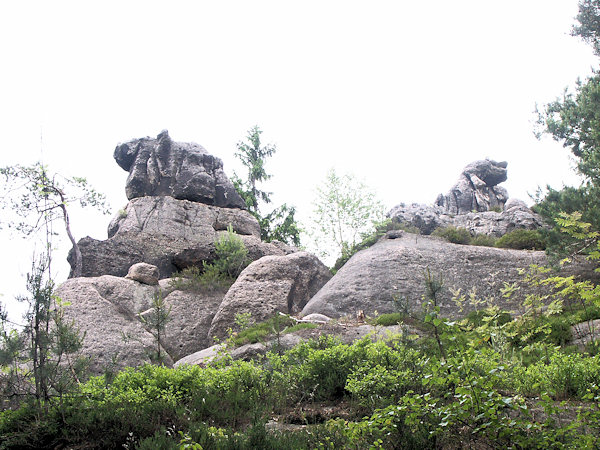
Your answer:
[57,190,82,278]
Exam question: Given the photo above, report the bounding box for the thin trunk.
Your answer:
[57,191,82,278]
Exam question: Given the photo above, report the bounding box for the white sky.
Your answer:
[0,0,597,322]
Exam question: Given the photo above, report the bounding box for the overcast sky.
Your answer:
[0,1,597,322]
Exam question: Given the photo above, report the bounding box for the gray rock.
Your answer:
[161,288,227,361]
[125,263,159,285]
[301,313,332,323]
[387,203,451,235]
[435,159,509,214]
[387,198,545,238]
[571,319,600,348]
[114,130,245,208]
[109,196,260,240]
[57,275,230,374]
[174,344,224,368]
[229,343,267,361]
[57,277,172,374]
[301,233,599,320]
[208,252,332,341]
[72,196,287,278]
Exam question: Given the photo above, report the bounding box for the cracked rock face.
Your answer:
[57,275,227,374]
[71,196,292,278]
[435,159,509,215]
[301,233,599,320]
[208,252,332,342]
[114,130,246,209]
[387,159,544,237]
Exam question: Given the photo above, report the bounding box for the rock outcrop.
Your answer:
[59,270,229,373]
[115,130,246,208]
[435,159,509,214]
[208,252,332,341]
[71,161,292,279]
[301,232,599,320]
[58,275,174,374]
[387,159,544,237]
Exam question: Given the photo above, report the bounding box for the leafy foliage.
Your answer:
[495,228,546,250]
[0,162,110,277]
[212,225,250,278]
[170,225,249,292]
[232,126,300,246]
[310,168,385,262]
[432,225,472,244]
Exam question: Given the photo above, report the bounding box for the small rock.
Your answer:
[125,262,160,285]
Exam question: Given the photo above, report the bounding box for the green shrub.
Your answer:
[470,234,497,247]
[213,224,250,278]
[466,309,512,327]
[375,312,406,326]
[495,229,546,250]
[432,226,472,244]
[169,265,231,292]
[513,352,600,399]
[169,225,249,292]
[230,314,297,347]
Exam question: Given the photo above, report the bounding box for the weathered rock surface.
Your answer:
[571,319,600,349]
[387,159,544,237]
[160,289,226,361]
[387,200,544,237]
[208,252,332,341]
[125,262,160,285]
[71,196,290,278]
[58,275,229,374]
[301,233,599,319]
[114,130,245,208]
[435,159,509,214]
[58,276,171,374]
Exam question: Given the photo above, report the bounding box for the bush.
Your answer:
[230,314,297,347]
[213,225,250,278]
[470,234,497,247]
[513,352,600,399]
[170,225,249,292]
[495,229,546,250]
[466,309,512,327]
[432,226,472,244]
[374,312,406,326]
[169,265,231,292]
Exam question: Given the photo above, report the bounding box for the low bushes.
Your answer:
[495,229,546,250]
[432,226,546,250]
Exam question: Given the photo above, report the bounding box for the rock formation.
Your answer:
[57,131,333,373]
[208,252,332,341]
[70,133,294,279]
[301,231,599,320]
[435,159,509,214]
[387,159,544,237]
[115,130,245,208]
[58,270,230,373]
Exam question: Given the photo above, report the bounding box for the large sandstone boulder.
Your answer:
[58,276,171,374]
[301,232,599,320]
[58,273,229,374]
[435,159,509,214]
[114,130,245,208]
[208,252,332,341]
[71,196,291,278]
